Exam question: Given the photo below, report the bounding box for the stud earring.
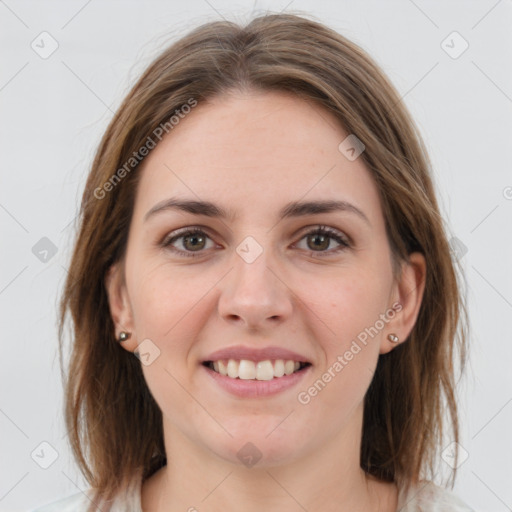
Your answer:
[387,333,399,343]
[118,331,131,342]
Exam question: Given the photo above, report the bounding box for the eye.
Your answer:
[161,225,351,259]
[161,227,216,258]
[295,225,351,256]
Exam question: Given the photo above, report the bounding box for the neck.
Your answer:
[142,402,397,512]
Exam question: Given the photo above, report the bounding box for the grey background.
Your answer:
[1,0,511,510]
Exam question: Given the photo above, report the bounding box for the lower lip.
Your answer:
[201,364,312,398]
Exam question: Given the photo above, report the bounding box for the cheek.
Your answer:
[295,271,389,425]
[128,261,214,340]
[129,265,214,420]
[309,267,391,352]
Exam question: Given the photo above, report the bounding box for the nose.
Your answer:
[217,243,293,331]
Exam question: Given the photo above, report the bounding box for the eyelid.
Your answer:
[160,224,351,258]
[292,225,351,255]
[160,226,218,257]
[295,224,352,246]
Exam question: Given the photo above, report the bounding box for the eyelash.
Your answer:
[160,225,351,259]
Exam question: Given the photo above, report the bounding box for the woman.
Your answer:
[33,12,473,512]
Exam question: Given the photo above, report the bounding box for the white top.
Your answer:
[31,479,475,511]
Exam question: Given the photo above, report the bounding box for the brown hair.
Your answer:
[58,11,468,509]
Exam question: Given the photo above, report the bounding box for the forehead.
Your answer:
[132,90,383,228]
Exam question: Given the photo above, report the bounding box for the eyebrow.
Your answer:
[144,197,370,225]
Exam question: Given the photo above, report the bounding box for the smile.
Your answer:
[203,359,311,380]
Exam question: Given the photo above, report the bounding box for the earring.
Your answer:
[387,333,399,343]
[118,331,131,342]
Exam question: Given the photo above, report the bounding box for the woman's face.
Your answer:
[107,90,425,468]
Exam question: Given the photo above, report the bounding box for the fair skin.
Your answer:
[106,89,426,512]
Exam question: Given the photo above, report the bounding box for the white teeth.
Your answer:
[209,359,307,380]
[227,359,238,378]
[256,361,274,381]
[239,360,256,380]
[218,360,227,375]
[273,359,285,377]
[284,360,295,375]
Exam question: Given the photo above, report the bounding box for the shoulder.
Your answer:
[397,480,475,511]
[30,480,142,512]
[30,490,92,512]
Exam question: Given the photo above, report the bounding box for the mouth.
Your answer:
[202,359,312,380]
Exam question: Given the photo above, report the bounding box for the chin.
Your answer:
[204,422,306,469]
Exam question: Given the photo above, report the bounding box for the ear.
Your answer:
[380,252,426,355]
[105,261,137,353]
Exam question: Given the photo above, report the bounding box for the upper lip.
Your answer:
[203,345,312,364]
